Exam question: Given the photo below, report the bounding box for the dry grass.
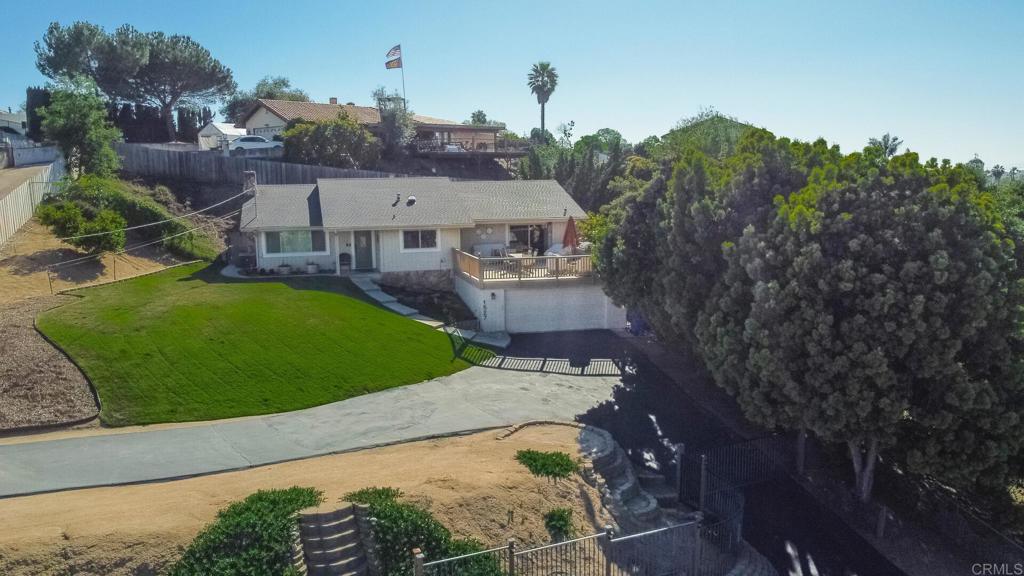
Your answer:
[0,425,611,576]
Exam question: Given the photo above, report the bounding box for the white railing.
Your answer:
[452,248,594,286]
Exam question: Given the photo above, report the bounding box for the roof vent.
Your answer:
[329,97,338,105]
[406,195,417,206]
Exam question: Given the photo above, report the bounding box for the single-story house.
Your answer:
[238,177,625,334]
[237,98,503,153]
[198,122,248,150]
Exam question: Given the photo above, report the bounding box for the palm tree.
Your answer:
[527,62,558,136]
[868,133,903,158]
[990,164,1006,183]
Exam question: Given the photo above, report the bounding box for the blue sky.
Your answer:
[2,0,1021,167]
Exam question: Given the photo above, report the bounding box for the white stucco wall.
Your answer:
[454,276,626,334]
[244,107,286,136]
[376,228,461,273]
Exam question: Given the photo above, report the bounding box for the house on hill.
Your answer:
[197,122,248,150]
[237,176,624,333]
[237,98,524,158]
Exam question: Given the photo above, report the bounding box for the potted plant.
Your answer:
[306,261,319,274]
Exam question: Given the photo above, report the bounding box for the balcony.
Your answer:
[412,137,531,158]
[452,248,595,287]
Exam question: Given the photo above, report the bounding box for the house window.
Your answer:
[401,229,439,251]
[264,230,327,255]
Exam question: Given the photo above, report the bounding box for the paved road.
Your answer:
[0,367,619,497]
[0,164,47,201]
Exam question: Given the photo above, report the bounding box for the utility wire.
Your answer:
[49,209,241,270]
[56,189,250,241]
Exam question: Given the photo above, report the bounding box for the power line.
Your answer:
[56,189,251,242]
[49,209,241,270]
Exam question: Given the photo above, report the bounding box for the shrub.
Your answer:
[344,486,404,507]
[37,175,220,260]
[543,508,574,541]
[37,200,84,239]
[344,487,503,576]
[79,209,127,252]
[515,450,579,480]
[168,486,322,576]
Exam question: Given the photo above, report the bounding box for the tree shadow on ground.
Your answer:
[1,248,104,282]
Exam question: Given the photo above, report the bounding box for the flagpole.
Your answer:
[400,57,407,110]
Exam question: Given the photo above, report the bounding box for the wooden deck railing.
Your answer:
[452,248,594,286]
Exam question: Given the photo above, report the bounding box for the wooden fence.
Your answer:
[115,143,397,185]
[0,158,66,247]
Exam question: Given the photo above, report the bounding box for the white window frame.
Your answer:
[399,228,441,253]
[261,230,330,257]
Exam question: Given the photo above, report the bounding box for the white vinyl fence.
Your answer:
[0,158,66,248]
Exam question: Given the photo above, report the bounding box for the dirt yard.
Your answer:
[0,424,611,576]
[0,220,189,432]
[0,219,182,305]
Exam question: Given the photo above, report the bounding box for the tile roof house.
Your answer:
[237,98,505,153]
[237,177,623,333]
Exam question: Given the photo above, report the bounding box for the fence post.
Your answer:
[698,454,708,512]
[796,429,807,475]
[674,443,685,504]
[604,525,614,576]
[46,268,53,295]
[112,254,117,280]
[412,548,424,576]
[506,538,516,576]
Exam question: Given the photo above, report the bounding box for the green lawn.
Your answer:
[37,263,480,426]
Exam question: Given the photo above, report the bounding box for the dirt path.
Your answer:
[0,425,610,576]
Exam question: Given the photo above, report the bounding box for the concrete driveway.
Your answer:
[0,366,620,497]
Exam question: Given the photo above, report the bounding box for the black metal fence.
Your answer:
[419,522,700,576]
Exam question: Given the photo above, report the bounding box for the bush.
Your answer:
[344,486,404,507]
[515,450,579,480]
[37,199,126,253]
[37,200,84,239]
[168,486,322,576]
[543,508,574,541]
[344,487,503,576]
[37,175,220,260]
[282,112,381,169]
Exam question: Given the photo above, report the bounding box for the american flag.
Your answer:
[386,44,401,58]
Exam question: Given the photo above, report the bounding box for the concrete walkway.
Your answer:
[0,366,619,498]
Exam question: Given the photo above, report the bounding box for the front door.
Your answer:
[353,231,373,270]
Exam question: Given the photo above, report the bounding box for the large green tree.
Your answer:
[35,21,235,141]
[40,78,122,176]
[697,148,1024,502]
[281,113,381,169]
[527,62,558,135]
[220,76,309,124]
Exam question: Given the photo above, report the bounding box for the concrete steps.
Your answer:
[295,504,369,576]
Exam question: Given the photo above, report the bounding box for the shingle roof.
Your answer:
[244,99,462,128]
[239,177,585,231]
[240,184,321,230]
[317,178,475,229]
[452,180,586,222]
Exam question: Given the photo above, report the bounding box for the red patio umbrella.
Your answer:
[562,216,579,255]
